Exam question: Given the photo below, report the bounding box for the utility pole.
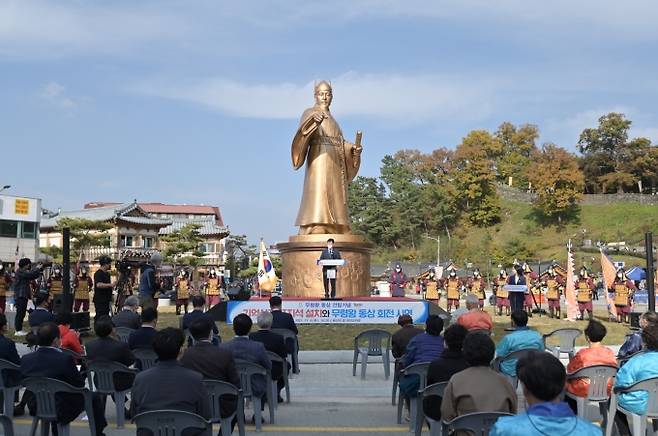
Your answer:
[423,234,440,268]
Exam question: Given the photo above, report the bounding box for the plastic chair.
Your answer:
[266,351,290,405]
[352,329,392,380]
[421,382,448,436]
[542,328,582,360]
[271,328,299,374]
[234,359,274,432]
[565,364,617,422]
[442,411,514,436]
[617,350,647,368]
[605,376,658,436]
[203,379,245,436]
[22,376,97,436]
[132,410,212,436]
[492,348,539,388]
[396,362,430,431]
[392,357,403,406]
[133,348,158,371]
[0,359,21,418]
[87,360,137,429]
[0,415,14,436]
[114,327,134,344]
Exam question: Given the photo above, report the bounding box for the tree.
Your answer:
[224,235,256,281]
[494,122,539,189]
[453,130,501,226]
[527,143,584,223]
[161,223,205,281]
[55,218,112,262]
[348,176,397,246]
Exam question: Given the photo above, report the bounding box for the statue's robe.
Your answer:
[291,107,360,232]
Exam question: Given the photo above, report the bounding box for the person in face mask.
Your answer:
[389,264,407,298]
[204,268,222,309]
[611,268,636,324]
[424,268,440,305]
[73,267,93,312]
[47,266,64,309]
[542,264,565,319]
[468,269,487,310]
[443,268,462,314]
[495,268,510,316]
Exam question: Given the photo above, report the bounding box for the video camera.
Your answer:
[115,259,133,274]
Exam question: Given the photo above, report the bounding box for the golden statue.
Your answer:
[291,81,363,235]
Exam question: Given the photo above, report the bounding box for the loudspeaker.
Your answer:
[71,311,91,333]
[52,294,72,314]
[226,285,251,301]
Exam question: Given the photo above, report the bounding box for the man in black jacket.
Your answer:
[86,316,135,391]
[13,258,43,335]
[269,296,299,357]
[318,238,341,298]
[27,293,55,328]
[131,328,210,435]
[392,315,423,359]
[423,324,469,421]
[182,296,219,345]
[180,317,239,426]
[128,308,158,350]
[249,311,288,402]
[21,322,107,435]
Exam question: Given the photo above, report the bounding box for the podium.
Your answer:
[503,284,529,294]
[317,259,346,300]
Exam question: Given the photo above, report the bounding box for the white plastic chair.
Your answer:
[352,329,392,380]
[565,364,617,422]
[543,328,582,360]
[606,376,658,436]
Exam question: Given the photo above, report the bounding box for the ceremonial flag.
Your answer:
[600,250,618,320]
[565,240,578,320]
[257,239,278,292]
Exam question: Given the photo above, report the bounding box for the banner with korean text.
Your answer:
[226,299,430,324]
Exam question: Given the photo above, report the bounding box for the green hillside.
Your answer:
[372,200,658,273]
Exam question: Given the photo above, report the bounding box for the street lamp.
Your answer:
[0,185,10,193]
[422,234,440,268]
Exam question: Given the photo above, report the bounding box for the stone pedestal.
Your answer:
[277,234,373,298]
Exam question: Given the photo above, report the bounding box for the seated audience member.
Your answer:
[181,317,240,431]
[457,294,493,332]
[249,311,288,402]
[490,352,601,436]
[495,310,543,377]
[55,312,84,355]
[392,314,423,359]
[28,293,55,327]
[0,313,21,412]
[618,310,658,359]
[86,316,136,392]
[399,315,445,398]
[441,332,517,423]
[613,322,658,436]
[269,296,298,356]
[182,296,219,344]
[565,320,617,413]
[20,322,107,435]
[111,296,141,330]
[424,324,469,422]
[220,314,271,413]
[128,307,158,350]
[131,328,210,435]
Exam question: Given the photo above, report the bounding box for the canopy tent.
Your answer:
[626,266,646,281]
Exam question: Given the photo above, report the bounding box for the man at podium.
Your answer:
[318,238,342,298]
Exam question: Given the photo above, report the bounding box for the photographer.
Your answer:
[14,258,43,336]
[139,252,162,310]
[93,256,114,321]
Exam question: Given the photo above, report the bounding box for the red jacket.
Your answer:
[58,325,83,355]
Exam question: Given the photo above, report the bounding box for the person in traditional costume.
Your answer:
[522,262,539,316]
[175,270,191,315]
[495,268,510,316]
[576,267,595,320]
[204,268,222,308]
[0,263,12,313]
[610,268,636,323]
[389,264,408,298]
[73,267,92,312]
[467,268,487,310]
[424,268,440,305]
[543,265,565,319]
[442,268,462,313]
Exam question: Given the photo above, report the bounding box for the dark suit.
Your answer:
[249,330,288,394]
[131,361,210,436]
[392,325,424,359]
[423,349,469,421]
[111,309,141,330]
[28,308,55,327]
[507,273,527,313]
[319,247,341,298]
[271,309,299,355]
[128,326,157,350]
[220,337,271,398]
[0,334,21,386]
[21,347,107,433]
[180,342,239,418]
[86,336,136,391]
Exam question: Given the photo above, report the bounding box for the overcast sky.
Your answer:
[2,0,658,243]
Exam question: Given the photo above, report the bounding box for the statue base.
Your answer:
[277,234,373,298]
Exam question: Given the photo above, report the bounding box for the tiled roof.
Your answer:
[159,218,229,237]
[41,203,171,230]
[84,202,224,226]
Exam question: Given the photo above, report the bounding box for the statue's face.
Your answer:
[315,85,332,109]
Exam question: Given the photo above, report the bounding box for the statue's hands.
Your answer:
[352,145,363,156]
[312,112,325,123]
